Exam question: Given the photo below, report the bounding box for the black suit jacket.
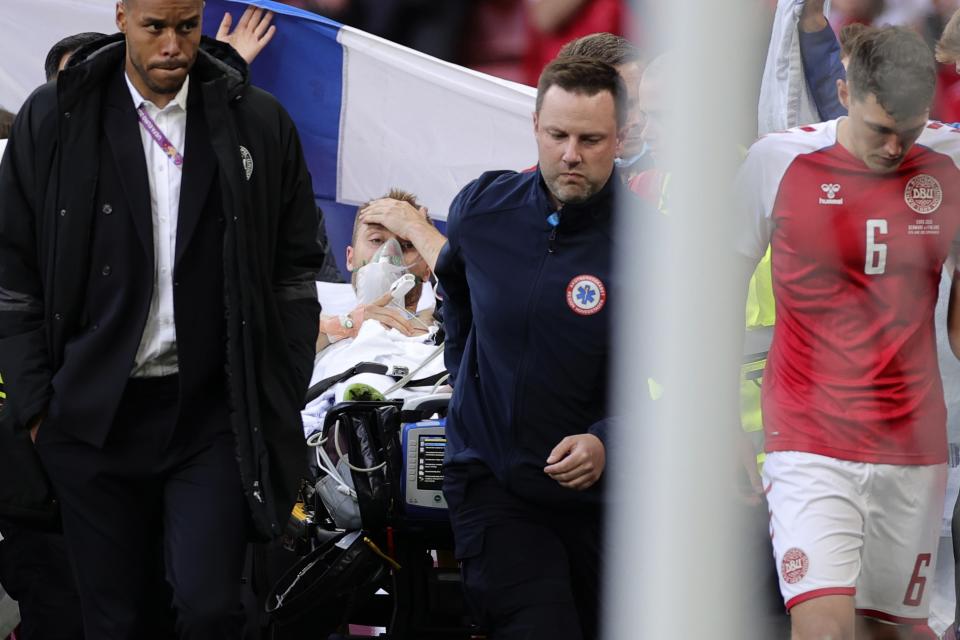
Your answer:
[48,68,227,446]
[0,36,322,536]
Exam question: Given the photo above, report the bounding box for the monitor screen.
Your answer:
[417,434,445,491]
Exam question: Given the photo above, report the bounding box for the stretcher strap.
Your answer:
[305,363,449,404]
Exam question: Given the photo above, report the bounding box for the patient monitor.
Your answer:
[401,419,448,519]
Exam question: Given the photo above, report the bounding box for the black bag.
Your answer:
[264,530,387,639]
[320,401,404,531]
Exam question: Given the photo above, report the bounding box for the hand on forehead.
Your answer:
[354,204,420,260]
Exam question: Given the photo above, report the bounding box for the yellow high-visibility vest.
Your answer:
[746,246,775,329]
[639,165,774,468]
[741,355,766,469]
[743,247,774,470]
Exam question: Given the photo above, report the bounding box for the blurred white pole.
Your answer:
[605,0,765,638]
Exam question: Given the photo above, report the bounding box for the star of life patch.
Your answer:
[566,275,606,316]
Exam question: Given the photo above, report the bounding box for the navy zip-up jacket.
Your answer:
[435,168,615,507]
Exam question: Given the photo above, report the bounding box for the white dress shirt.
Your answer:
[125,74,189,378]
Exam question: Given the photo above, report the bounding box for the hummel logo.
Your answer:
[819,183,843,205]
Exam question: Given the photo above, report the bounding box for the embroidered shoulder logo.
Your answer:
[819,183,843,205]
[240,146,253,181]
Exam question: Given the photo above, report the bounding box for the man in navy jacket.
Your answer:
[435,57,626,640]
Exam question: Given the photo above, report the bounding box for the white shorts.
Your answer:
[763,451,947,624]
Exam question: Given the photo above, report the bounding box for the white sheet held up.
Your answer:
[757,0,831,137]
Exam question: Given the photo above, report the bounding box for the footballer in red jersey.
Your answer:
[736,27,959,639]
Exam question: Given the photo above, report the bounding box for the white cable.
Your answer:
[308,428,359,499]
[305,431,327,447]
[407,310,433,332]
[429,373,450,395]
[334,416,387,473]
[388,297,433,333]
[313,443,339,482]
[313,446,338,483]
[317,442,345,487]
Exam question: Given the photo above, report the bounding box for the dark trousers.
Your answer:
[36,376,248,640]
[444,464,602,640]
[0,521,84,640]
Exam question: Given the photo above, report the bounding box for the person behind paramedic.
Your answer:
[735,26,957,640]
[435,57,626,640]
[556,32,647,180]
[629,54,668,206]
[317,189,438,349]
[0,0,323,636]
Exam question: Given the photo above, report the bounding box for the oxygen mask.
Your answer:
[354,238,414,305]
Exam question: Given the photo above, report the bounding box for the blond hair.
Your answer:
[352,188,425,246]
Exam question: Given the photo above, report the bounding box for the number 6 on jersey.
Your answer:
[865,219,888,275]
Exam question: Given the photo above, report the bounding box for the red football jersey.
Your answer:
[736,119,960,464]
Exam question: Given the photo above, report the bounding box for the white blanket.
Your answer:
[757,0,830,136]
[301,319,445,438]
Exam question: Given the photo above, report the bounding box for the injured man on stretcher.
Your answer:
[302,189,449,439]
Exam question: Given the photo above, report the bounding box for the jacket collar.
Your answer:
[101,66,152,257]
[58,34,249,111]
[100,65,217,264]
[534,165,617,229]
[124,69,191,113]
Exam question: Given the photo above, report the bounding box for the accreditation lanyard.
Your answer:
[136,104,183,168]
